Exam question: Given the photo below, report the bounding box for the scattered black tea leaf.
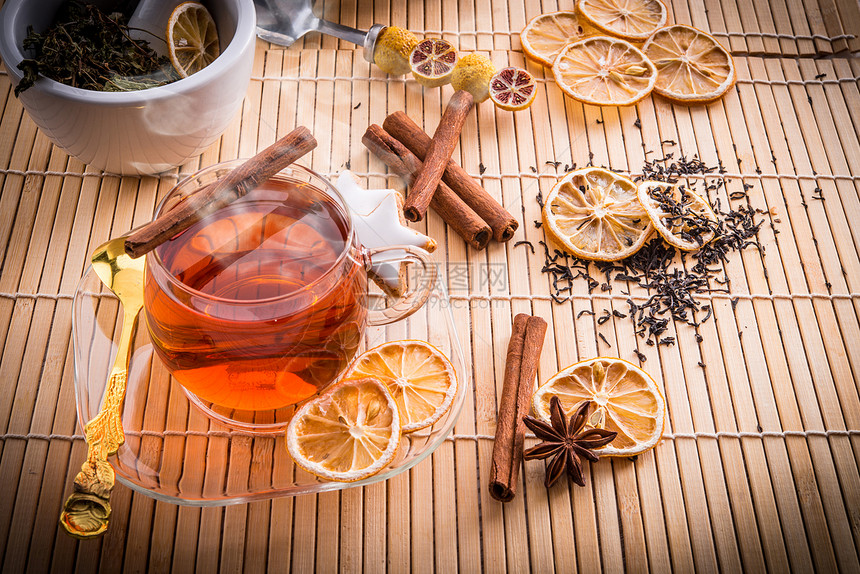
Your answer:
[536,153,763,347]
[514,240,535,254]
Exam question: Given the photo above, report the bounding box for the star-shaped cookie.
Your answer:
[336,171,436,297]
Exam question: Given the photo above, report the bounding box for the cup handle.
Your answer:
[365,245,437,326]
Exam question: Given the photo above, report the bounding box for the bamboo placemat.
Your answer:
[1,0,860,571]
[304,0,860,57]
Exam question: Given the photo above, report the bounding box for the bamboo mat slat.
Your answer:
[1,0,860,570]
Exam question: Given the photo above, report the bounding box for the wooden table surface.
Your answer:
[1,0,860,571]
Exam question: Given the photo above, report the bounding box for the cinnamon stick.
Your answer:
[124,126,317,258]
[489,313,548,502]
[362,124,492,250]
[403,90,474,222]
[383,111,519,242]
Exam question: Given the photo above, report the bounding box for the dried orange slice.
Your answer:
[489,67,538,111]
[410,38,458,88]
[450,53,496,103]
[167,1,220,78]
[637,181,718,250]
[552,36,657,106]
[286,377,401,482]
[643,25,736,103]
[577,0,667,42]
[542,167,653,261]
[519,11,596,67]
[374,26,420,76]
[343,340,457,433]
[533,357,666,457]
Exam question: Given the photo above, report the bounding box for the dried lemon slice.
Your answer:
[167,1,220,78]
[286,377,401,482]
[410,38,458,88]
[343,340,457,433]
[552,36,657,106]
[533,357,666,457]
[638,181,718,250]
[519,11,596,67]
[643,25,736,104]
[374,26,420,76]
[576,0,668,42]
[489,67,538,111]
[542,167,653,261]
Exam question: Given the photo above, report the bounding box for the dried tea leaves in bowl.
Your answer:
[16,0,179,95]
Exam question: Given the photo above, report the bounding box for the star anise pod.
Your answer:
[523,397,617,488]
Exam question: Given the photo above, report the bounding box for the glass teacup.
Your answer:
[143,160,435,429]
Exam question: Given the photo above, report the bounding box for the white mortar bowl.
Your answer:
[0,0,256,175]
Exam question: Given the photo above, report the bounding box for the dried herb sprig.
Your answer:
[16,1,178,95]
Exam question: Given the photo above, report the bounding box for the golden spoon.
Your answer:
[59,127,318,539]
[59,241,144,539]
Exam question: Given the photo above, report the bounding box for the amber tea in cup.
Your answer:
[144,162,435,416]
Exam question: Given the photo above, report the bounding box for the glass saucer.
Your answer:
[72,265,467,506]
